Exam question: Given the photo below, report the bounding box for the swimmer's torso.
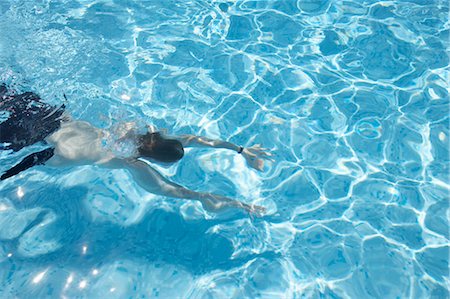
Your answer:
[46,120,115,165]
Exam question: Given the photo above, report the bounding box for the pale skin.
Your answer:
[45,120,272,216]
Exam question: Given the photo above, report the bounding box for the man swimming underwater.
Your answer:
[0,85,271,215]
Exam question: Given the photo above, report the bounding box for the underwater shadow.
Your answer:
[10,184,276,275]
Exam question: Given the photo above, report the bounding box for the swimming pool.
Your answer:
[0,0,448,298]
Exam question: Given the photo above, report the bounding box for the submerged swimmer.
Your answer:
[0,86,271,215]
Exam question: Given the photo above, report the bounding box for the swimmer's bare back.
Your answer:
[44,120,271,216]
[45,120,115,166]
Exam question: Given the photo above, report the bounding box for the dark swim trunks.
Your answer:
[0,84,65,180]
[0,84,65,151]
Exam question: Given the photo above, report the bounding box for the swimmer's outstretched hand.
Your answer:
[241,144,273,171]
[199,193,266,217]
[240,202,266,218]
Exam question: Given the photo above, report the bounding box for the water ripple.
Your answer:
[0,0,449,298]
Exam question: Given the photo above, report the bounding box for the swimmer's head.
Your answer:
[137,132,184,163]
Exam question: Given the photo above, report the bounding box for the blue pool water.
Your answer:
[0,0,449,298]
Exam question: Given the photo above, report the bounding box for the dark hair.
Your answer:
[137,132,184,163]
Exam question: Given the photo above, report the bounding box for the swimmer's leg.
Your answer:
[105,158,264,215]
[1,148,54,180]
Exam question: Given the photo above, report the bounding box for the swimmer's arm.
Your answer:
[176,135,273,171]
[104,158,263,215]
[176,135,242,153]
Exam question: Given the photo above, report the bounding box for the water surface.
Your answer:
[0,1,449,298]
